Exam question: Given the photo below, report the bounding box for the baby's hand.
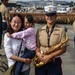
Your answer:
[7,33,12,37]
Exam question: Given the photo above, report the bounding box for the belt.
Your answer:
[48,57,60,64]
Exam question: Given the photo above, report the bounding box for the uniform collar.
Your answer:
[1,3,6,7]
[41,24,59,30]
[41,25,47,30]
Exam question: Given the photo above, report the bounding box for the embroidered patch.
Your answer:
[53,34,59,35]
[54,29,59,31]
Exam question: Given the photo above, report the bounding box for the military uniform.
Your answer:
[0,3,9,22]
[0,3,9,33]
[36,25,66,53]
[35,5,67,75]
[35,24,67,75]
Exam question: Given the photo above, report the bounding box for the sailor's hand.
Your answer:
[41,55,52,64]
[38,53,44,61]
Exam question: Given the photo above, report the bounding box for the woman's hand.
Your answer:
[24,58,32,64]
[7,33,12,37]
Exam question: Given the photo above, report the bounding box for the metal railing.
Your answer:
[10,12,75,24]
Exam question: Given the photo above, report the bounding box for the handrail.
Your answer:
[9,12,75,24]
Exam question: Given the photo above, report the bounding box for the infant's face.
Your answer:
[24,18,32,29]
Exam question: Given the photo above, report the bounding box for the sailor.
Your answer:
[35,5,68,75]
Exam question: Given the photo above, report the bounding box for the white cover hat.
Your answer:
[44,5,57,15]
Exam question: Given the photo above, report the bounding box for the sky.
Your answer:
[13,0,75,2]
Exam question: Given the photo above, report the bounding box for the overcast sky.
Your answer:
[13,0,75,2]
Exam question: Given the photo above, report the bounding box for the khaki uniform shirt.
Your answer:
[0,3,9,21]
[36,25,66,54]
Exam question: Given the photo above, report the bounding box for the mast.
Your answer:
[52,0,56,5]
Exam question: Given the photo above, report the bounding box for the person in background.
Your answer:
[0,0,9,36]
[0,12,2,49]
[7,14,36,75]
[35,5,67,75]
[73,21,75,45]
[4,13,32,75]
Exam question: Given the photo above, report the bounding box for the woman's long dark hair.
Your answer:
[6,13,24,34]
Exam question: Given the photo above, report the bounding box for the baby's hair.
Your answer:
[24,14,34,27]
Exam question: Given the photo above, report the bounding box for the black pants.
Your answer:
[0,35,2,47]
[0,12,2,48]
[35,57,62,75]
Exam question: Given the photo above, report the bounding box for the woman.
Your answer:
[7,14,36,75]
[4,13,31,75]
[35,5,67,75]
